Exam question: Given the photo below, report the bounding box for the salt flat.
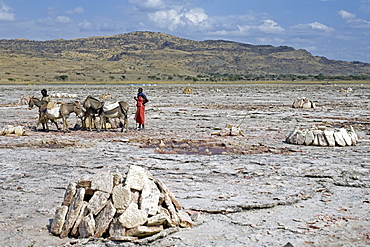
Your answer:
[0,83,369,247]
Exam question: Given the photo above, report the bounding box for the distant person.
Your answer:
[41,89,51,102]
[38,89,52,122]
[41,88,57,110]
[134,87,149,130]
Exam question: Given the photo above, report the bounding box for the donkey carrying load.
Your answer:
[28,97,59,131]
[28,97,84,132]
[82,95,129,132]
[82,95,104,131]
[99,101,129,132]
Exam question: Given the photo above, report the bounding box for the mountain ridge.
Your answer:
[1,31,369,83]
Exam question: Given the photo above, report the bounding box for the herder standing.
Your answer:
[41,89,51,102]
[134,87,149,130]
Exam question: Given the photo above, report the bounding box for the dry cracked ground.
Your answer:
[0,83,369,247]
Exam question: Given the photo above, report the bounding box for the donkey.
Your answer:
[99,101,129,132]
[61,101,84,132]
[40,101,84,132]
[82,95,104,131]
[28,97,59,131]
[29,97,83,132]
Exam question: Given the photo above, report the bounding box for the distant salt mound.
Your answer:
[292,97,315,108]
[211,123,243,136]
[286,126,358,147]
[51,165,196,242]
[50,93,78,98]
[0,125,26,136]
[100,92,114,99]
[183,87,193,94]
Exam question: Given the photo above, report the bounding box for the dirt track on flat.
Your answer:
[0,83,369,247]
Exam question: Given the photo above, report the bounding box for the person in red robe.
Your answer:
[134,88,149,129]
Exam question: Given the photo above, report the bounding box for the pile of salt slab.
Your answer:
[0,125,26,136]
[183,87,193,94]
[292,97,315,108]
[51,165,195,241]
[50,93,78,98]
[286,126,358,147]
[211,124,243,136]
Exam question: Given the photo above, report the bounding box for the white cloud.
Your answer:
[184,7,207,24]
[129,0,165,10]
[237,25,251,33]
[233,19,284,34]
[258,19,284,33]
[255,37,285,45]
[308,22,334,32]
[66,7,84,15]
[148,9,182,31]
[56,16,72,24]
[338,10,356,19]
[78,20,95,31]
[291,22,334,33]
[0,2,15,21]
[338,9,370,28]
[148,7,208,31]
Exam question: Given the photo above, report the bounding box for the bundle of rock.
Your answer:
[340,87,352,93]
[0,125,26,136]
[286,126,358,147]
[211,123,243,136]
[100,92,114,99]
[51,165,194,241]
[183,87,193,94]
[50,93,78,98]
[292,97,315,108]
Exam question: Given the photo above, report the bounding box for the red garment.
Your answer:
[135,96,145,125]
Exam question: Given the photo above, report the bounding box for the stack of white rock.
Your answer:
[0,125,26,136]
[286,126,358,147]
[292,97,316,108]
[211,124,243,136]
[51,165,194,241]
[183,87,193,94]
[50,93,78,98]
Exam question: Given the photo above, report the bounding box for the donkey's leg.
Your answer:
[101,116,107,131]
[117,117,124,132]
[119,117,128,132]
[35,116,42,131]
[43,119,50,132]
[37,112,45,131]
[62,116,70,132]
[50,119,59,131]
[41,119,49,131]
[89,116,94,131]
[81,116,87,130]
[36,121,42,131]
[124,115,129,132]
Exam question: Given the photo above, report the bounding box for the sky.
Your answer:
[0,0,370,63]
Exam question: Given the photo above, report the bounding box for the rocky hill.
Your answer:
[1,31,369,83]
